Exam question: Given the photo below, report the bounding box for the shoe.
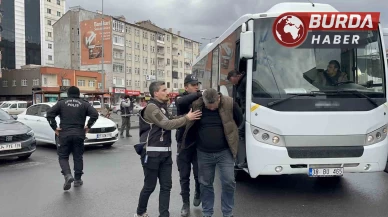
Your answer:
[134,213,149,217]
[74,179,83,187]
[63,174,74,191]
[181,203,190,216]
[126,134,132,137]
[193,193,201,207]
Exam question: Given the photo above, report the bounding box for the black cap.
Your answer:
[67,86,80,97]
[184,74,201,85]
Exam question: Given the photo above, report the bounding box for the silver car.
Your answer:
[0,109,36,160]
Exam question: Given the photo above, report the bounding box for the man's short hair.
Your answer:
[203,88,219,104]
[227,69,242,80]
[149,81,165,98]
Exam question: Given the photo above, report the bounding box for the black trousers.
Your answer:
[137,153,172,217]
[57,135,85,180]
[177,144,200,203]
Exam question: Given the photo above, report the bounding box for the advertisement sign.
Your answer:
[80,17,113,65]
[125,90,141,96]
[114,88,125,94]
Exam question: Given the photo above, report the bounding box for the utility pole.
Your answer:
[101,0,105,94]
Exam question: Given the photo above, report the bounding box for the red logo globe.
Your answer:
[273,14,307,47]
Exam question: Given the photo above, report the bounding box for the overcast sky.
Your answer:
[66,0,388,49]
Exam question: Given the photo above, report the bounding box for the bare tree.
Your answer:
[59,71,68,86]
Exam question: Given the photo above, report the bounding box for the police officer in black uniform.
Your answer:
[46,86,99,191]
[134,81,202,217]
[175,74,202,216]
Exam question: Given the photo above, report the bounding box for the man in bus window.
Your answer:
[314,60,348,86]
[227,69,247,168]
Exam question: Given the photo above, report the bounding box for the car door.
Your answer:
[7,103,18,115]
[37,104,55,142]
[17,102,27,115]
[19,105,44,140]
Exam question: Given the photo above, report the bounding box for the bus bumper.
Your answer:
[246,134,388,178]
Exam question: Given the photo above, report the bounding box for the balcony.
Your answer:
[157,40,165,47]
[172,43,178,49]
[157,52,165,58]
[184,58,191,64]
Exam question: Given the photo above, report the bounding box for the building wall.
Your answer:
[0,68,40,96]
[14,0,26,69]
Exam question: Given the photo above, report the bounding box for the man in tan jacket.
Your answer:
[314,60,348,86]
[180,88,243,217]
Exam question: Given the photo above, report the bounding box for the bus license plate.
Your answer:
[96,133,111,139]
[309,168,344,177]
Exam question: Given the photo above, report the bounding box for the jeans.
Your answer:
[177,144,200,203]
[57,135,85,180]
[120,116,131,136]
[197,149,236,217]
[137,154,173,217]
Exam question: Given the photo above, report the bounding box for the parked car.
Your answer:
[1,101,28,115]
[17,103,119,147]
[115,102,143,115]
[0,109,36,160]
[90,101,102,109]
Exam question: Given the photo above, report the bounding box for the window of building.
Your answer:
[127,53,132,61]
[48,32,52,37]
[125,26,131,34]
[135,42,140,49]
[143,57,148,64]
[126,80,131,86]
[47,19,51,26]
[62,79,70,86]
[113,63,124,73]
[47,8,51,14]
[143,44,148,51]
[135,68,140,75]
[143,69,147,74]
[136,29,140,36]
[113,50,124,59]
[21,79,27,87]
[48,55,53,61]
[48,43,52,49]
[57,11,61,17]
[98,83,102,88]
[33,79,39,86]
[2,81,8,87]
[57,0,60,5]
[113,20,125,33]
[167,59,170,65]
[127,40,131,47]
[167,82,170,88]
[167,35,170,41]
[44,78,47,85]
[135,81,140,87]
[88,80,95,87]
[135,55,139,62]
[143,32,148,38]
[126,67,132,73]
[12,80,16,86]
[78,80,85,86]
[47,0,51,2]
[113,35,124,46]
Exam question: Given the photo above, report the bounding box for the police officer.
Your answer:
[46,86,99,191]
[135,81,202,217]
[175,74,202,216]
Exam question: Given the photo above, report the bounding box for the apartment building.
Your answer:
[0,0,2,78]
[0,66,103,102]
[53,7,200,100]
[0,0,65,70]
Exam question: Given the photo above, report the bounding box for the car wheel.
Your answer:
[103,143,114,148]
[18,154,31,160]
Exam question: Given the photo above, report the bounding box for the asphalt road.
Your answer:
[1,129,388,217]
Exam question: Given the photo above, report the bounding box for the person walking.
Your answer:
[134,81,202,217]
[120,95,133,138]
[175,74,202,216]
[46,86,99,191]
[181,88,243,217]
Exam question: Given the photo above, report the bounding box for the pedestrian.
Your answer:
[46,86,99,191]
[175,74,203,216]
[134,81,202,217]
[120,95,133,138]
[181,88,243,217]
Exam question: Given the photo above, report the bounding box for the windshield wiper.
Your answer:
[312,89,378,107]
[267,93,321,108]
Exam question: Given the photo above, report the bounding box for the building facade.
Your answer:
[0,66,103,102]
[53,8,200,99]
[0,0,65,70]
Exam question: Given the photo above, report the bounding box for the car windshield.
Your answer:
[252,18,386,99]
[0,109,12,121]
[1,103,11,108]
[93,102,101,105]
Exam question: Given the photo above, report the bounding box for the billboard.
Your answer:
[80,17,112,65]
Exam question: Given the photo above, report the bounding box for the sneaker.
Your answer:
[63,174,74,191]
[134,213,149,217]
[181,203,190,216]
[193,193,201,207]
[74,179,83,187]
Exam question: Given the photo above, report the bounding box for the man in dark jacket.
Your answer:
[180,88,243,217]
[134,81,202,217]
[175,74,202,216]
[46,86,99,191]
[227,70,247,168]
[120,95,133,138]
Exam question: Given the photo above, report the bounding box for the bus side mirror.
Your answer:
[240,23,254,59]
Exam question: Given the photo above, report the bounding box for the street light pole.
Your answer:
[201,36,219,43]
[101,0,105,93]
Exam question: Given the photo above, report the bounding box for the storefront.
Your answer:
[110,87,126,104]
[169,92,179,103]
[125,90,141,97]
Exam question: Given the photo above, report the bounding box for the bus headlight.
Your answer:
[250,125,284,147]
[366,125,387,146]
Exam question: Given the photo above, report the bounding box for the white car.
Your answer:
[1,101,28,115]
[17,103,119,147]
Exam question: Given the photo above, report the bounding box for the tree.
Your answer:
[59,71,68,86]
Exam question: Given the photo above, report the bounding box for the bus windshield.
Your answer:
[252,18,386,99]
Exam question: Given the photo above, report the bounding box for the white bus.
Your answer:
[191,2,388,180]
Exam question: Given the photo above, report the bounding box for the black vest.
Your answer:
[175,92,188,143]
[139,99,172,157]
[120,101,131,115]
